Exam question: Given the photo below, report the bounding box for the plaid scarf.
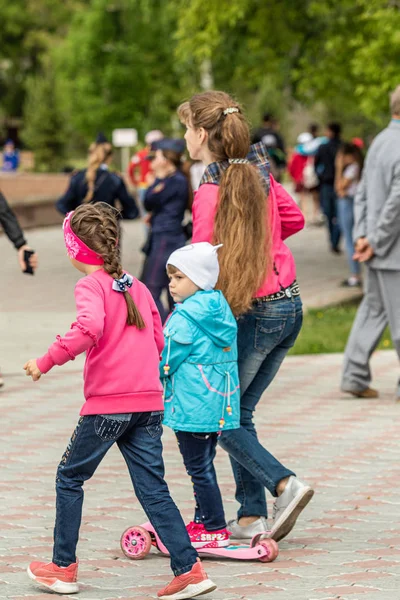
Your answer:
[199,142,271,194]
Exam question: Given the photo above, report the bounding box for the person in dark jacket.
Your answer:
[140,138,191,322]
[56,135,138,219]
[0,190,38,387]
[314,122,342,253]
[251,113,287,182]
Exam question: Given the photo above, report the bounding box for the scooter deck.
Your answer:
[137,522,275,561]
[197,544,270,560]
[121,523,278,562]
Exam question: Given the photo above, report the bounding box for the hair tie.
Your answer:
[112,273,133,293]
[223,107,240,116]
[228,158,249,164]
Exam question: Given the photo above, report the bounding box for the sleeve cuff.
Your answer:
[15,238,27,250]
[36,353,56,375]
[367,235,377,253]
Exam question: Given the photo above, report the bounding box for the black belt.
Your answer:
[253,281,300,304]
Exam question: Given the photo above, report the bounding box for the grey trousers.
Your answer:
[342,267,400,392]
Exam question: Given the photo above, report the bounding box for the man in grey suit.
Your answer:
[342,85,400,399]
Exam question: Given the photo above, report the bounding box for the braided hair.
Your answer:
[70,203,145,328]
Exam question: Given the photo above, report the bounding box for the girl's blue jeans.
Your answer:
[337,196,361,275]
[175,431,226,531]
[218,295,303,519]
[52,411,198,576]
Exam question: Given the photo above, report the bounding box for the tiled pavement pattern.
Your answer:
[1,221,399,600]
[2,352,399,600]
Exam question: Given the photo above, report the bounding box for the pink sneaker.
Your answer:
[185,521,203,534]
[186,522,231,548]
[157,558,216,599]
[27,560,79,594]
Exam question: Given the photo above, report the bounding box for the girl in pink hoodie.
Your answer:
[23,203,215,600]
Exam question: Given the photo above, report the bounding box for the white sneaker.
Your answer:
[268,476,314,542]
[227,516,269,539]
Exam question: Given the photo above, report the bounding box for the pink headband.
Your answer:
[63,211,104,265]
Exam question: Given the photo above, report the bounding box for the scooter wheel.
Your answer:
[258,539,279,563]
[120,526,152,560]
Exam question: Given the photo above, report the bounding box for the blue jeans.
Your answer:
[219,295,303,519]
[320,183,341,251]
[175,431,226,531]
[337,196,361,276]
[53,412,198,576]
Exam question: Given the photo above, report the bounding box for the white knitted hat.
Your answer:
[167,242,223,291]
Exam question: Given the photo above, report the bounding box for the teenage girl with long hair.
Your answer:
[178,91,314,542]
[23,203,216,600]
[56,137,138,219]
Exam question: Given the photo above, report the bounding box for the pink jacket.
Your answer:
[192,176,304,296]
[36,269,164,415]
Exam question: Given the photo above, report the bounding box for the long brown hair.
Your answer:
[84,142,113,203]
[70,203,145,329]
[178,91,271,315]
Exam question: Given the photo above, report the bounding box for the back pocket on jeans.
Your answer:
[254,317,286,354]
[146,411,164,438]
[95,415,131,442]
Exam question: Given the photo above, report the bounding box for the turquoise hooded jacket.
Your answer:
[160,290,240,433]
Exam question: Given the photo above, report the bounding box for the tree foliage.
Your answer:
[174,0,400,125]
[0,0,398,167]
[0,0,80,116]
[22,60,67,171]
[53,0,183,141]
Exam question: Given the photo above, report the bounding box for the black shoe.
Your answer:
[331,247,342,255]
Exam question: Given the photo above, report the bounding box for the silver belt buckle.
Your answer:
[285,287,292,298]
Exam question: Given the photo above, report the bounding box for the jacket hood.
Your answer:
[175,290,236,348]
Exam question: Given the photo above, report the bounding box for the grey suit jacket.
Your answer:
[353,120,400,270]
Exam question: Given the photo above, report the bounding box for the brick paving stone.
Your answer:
[1,224,400,599]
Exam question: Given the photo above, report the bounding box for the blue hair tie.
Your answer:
[112,273,133,293]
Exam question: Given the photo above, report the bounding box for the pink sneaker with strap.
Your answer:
[186,521,231,548]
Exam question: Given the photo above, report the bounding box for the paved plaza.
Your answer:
[1,221,399,600]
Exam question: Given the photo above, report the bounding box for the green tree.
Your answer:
[54,0,185,143]
[0,0,81,118]
[174,0,400,128]
[297,0,400,124]
[22,61,67,171]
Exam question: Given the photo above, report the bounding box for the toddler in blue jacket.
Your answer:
[160,242,240,548]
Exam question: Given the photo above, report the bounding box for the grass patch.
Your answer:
[290,301,393,355]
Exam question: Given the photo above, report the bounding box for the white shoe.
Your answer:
[268,476,314,542]
[227,516,269,539]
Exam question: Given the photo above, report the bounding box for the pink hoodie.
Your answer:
[36,269,164,416]
[192,175,304,296]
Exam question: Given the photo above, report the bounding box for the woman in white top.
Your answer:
[335,142,364,287]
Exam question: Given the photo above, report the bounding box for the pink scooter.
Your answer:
[120,522,279,563]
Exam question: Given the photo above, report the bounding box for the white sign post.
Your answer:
[112,128,138,173]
